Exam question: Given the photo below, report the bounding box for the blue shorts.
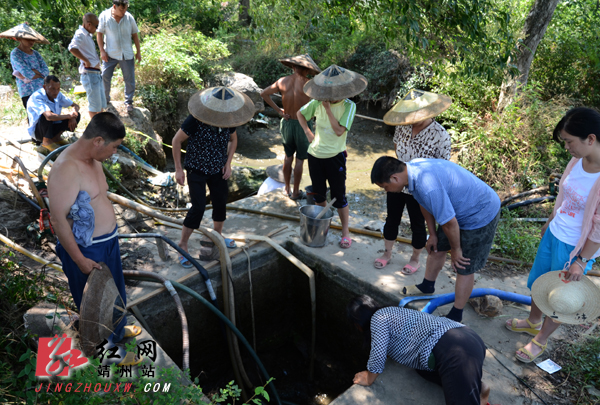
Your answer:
[527,228,595,289]
[81,71,107,113]
[56,226,126,342]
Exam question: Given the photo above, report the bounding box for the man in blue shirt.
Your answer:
[371,157,501,322]
[27,75,80,154]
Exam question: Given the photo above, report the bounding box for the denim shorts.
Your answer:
[527,228,595,289]
[81,71,107,112]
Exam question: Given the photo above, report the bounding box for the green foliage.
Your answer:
[450,85,571,190]
[531,0,600,106]
[492,210,542,263]
[122,129,149,158]
[103,160,122,193]
[137,28,230,89]
[1,90,28,125]
[561,335,600,404]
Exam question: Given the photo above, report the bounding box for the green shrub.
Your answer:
[492,210,542,263]
[137,28,230,89]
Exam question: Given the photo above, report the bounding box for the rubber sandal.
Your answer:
[56,138,70,146]
[123,325,142,338]
[118,351,143,367]
[401,284,434,296]
[374,258,390,269]
[339,237,352,249]
[516,339,547,363]
[179,255,193,269]
[401,264,420,275]
[224,238,237,248]
[290,190,306,201]
[505,318,542,336]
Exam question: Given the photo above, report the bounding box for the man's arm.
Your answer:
[322,101,347,136]
[353,370,379,386]
[260,80,290,119]
[172,129,189,186]
[420,205,438,254]
[97,32,108,62]
[440,217,470,271]
[297,109,315,143]
[223,131,238,180]
[132,33,141,63]
[48,161,100,274]
[42,109,79,122]
[70,47,95,68]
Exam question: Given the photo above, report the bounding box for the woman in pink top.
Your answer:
[505,107,600,362]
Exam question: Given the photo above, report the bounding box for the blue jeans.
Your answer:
[101,57,135,105]
[81,72,107,112]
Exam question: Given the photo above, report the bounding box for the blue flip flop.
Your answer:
[179,255,193,268]
[224,238,237,249]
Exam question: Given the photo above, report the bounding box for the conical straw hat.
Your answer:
[0,23,50,44]
[79,263,126,356]
[279,54,322,76]
[303,64,368,101]
[188,86,256,128]
[383,89,452,126]
[266,164,293,184]
[532,270,600,325]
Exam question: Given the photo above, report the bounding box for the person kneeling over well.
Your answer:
[348,295,491,405]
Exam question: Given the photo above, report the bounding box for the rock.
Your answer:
[209,72,264,114]
[0,85,13,103]
[225,166,267,202]
[469,295,503,317]
[107,102,167,169]
[587,386,600,398]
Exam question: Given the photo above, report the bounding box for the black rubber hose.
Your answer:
[122,270,189,371]
[505,196,555,211]
[38,144,70,181]
[117,233,217,302]
[122,275,284,405]
[2,179,41,211]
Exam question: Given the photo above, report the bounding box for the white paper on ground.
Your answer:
[537,359,562,374]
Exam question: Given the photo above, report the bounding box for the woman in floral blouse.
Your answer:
[375,90,452,274]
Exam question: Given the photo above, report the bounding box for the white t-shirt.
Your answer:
[550,159,600,257]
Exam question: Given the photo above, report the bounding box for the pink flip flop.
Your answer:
[401,264,420,275]
[339,237,352,249]
[374,258,390,269]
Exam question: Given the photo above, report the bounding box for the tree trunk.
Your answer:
[497,0,560,111]
[239,0,250,26]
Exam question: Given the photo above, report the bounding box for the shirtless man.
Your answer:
[48,112,139,345]
[261,54,321,200]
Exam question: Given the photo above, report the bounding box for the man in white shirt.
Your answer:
[69,13,106,118]
[97,0,141,113]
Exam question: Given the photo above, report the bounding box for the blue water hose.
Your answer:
[399,288,532,314]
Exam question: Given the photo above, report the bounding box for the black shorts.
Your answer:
[436,210,500,275]
[307,152,348,209]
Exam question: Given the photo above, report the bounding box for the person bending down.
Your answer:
[348,295,491,405]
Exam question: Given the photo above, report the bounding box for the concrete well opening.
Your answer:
[132,240,396,404]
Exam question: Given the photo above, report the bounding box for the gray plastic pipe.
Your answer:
[122,270,189,371]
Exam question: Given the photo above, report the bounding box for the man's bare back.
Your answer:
[261,69,311,120]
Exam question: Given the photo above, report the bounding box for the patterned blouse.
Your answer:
[10,48,49,98]
[393,120,451,194]
[181,115,235,175]
[367,307,463,373]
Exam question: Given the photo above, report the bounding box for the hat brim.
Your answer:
[266,164,293,184]
[188,87,256,128]
[303,73,368,101]
[383,94,452,126]
[0,24,50,44]
[79,263,126,356]
[280,60,321,76]
[532,271,600,325]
